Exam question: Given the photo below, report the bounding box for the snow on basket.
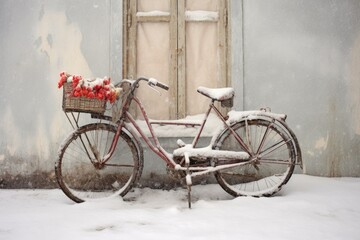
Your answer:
[58,72,122,115]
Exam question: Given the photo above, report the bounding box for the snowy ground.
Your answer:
[0,174,359,240]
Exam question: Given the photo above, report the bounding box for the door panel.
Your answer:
[185,21,219,115]
[124,0,228,119]
[137,22,171,119]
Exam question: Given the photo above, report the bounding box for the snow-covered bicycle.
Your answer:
[55,76,302,208]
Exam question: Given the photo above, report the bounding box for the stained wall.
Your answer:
[0,0,359,188]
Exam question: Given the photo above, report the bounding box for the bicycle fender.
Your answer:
[227,110,287,124]
[211,110,303,169]
[211,110,286,144]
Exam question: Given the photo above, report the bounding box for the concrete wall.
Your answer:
[231,0,360,177]
[0,0,359,188]
[0,0,122,187]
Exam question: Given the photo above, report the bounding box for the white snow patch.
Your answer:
[227,110,286,123]
[0,175,359,240]
[197,86,234,100]
[136,11,170,17]
[173,145,249,159]
[185,10,219,21]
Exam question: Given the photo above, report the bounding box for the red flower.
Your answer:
[58,72,118,103]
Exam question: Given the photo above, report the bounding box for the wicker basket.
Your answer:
[62,82,106,114]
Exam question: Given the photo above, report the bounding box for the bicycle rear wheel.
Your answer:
[214,118,296,197]
[55,123,143,202]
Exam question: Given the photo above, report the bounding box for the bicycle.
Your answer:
[55,76,302,208]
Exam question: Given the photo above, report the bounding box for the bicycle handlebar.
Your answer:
[127,77,169,93]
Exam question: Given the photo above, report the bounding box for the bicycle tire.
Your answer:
[55,123,143,203]
[213,118,296,197]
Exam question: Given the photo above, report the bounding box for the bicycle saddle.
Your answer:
[197,86,234,101]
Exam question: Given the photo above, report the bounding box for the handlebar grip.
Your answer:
[148,78,169,91]
[156,82,169,91]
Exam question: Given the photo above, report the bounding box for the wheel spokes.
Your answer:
[56,124,141,202]
[259,138,291,158]
[215,119,296,197]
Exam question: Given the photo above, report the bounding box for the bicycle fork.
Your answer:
[90,93,134,168]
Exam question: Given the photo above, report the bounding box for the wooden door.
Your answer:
[124,0,229,119]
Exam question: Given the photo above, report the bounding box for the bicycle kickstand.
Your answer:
[184,152,192,209]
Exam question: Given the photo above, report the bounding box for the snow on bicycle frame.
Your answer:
[56,75,302,207]
[114,78,301,170]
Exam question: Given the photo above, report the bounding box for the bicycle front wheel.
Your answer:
[55,123,143,203]
[214,118,296,197]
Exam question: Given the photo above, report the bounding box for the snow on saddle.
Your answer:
[197,86,234,107]
[197,86,234,101]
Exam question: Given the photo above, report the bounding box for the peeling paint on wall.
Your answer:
[0,0,122,188]
[0,0,360,188]
[314,134,329,152]
[1,6,94,162]
[35,8,92,77]
[0,2,108,180]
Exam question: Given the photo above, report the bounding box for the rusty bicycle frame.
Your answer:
[57,76,302,208]
[98,77,254,175]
